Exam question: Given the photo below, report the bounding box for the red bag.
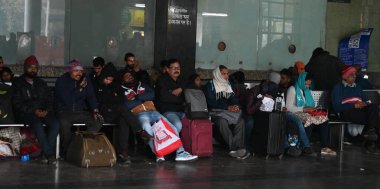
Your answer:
[181,118,213,157]
[20,128,41,157]
[152,118,183,157]
[308,111,327,117]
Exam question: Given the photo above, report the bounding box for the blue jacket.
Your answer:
[54,73,98,112]
[203,81,240,110]
[355,76,373,90]
[331,82,368,113]
[121,82,155,110]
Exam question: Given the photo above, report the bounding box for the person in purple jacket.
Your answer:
[332,66,380,154]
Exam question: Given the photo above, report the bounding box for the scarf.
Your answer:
[295,72,315,107]
[212,66,234,100]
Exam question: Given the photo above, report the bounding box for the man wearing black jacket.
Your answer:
[120,52,150,85]
[13,55,60,164]
[93,63,141,165]
[155,59,186,137]
[55,59,103,157]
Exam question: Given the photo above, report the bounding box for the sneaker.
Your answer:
[175,151,198,162]
[236,149,247,157]
[321,147,337,156]
[40,156,49,164]
[362,129,378,141]
[47,156,57,165]
[366,143,380,155]
[156,156,165,163]
[237,152,252,160]
[229,150,239,158]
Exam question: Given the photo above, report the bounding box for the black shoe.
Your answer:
[362,129,378,141]
[286,147,302,157]
[118,152,131,166]
[302,147,315,156]
[365,144,380,155]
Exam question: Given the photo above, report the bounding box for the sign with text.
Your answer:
[338,28,373,69]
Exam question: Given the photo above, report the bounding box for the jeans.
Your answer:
[21,113,60,157]
[163,112,185,135]
[136,111,184,156]
[305,122,330,148]
[286,112,311,148]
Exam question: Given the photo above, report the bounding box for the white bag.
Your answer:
[152,118,182,157]
[259,96,275,112]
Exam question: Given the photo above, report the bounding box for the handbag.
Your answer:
[131,101,157,116]
[152,118,182,157]
[210,109,242,125]
[0,140,18,159]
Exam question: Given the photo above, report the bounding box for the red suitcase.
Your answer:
[181,118,213,157]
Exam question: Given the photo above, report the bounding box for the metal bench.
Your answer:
[0,123,117,159]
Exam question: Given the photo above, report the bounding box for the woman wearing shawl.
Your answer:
[204,65,249,159]
[286,72,336,156]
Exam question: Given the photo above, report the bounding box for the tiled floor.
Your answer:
[1,145,379,189]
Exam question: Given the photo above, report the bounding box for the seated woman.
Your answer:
[286,72,336,156]
[204,65,248,158]
[121,70,198,163]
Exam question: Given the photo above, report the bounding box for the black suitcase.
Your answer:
[252,111,286,159]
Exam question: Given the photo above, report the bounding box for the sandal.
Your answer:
[321,147,337,156]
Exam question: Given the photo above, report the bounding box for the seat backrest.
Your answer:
[311,90,330,109]
[363,90,380,104]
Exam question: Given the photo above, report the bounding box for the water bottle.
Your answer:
[20,154,30,162]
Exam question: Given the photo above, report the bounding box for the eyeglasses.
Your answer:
[169,67,180,71]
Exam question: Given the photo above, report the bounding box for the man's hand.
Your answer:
[303,107,315,113]
[354,101,367,109]
[172,88,183,96]
[134,60,141,72]
[93,112,104,123]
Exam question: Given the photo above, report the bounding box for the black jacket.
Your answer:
[305,51,344,91]
[12,74,53,115]
[155,74,185,113]
[54,73,98,112]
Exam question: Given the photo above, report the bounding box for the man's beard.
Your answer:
[25,72,37,78]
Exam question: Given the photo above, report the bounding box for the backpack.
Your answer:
[184,89,209,119]
[0,83,14,124]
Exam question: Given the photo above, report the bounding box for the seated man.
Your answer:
[0,67,14,83]
[204,65,247,158]
[13,55,60,164]
[332,66,380,154]
[55,59,103,158]
[120,52,150,85]
[121,69,197,163]
[155,59,186,138]
[89,56,105,86]
[93,62,141,165]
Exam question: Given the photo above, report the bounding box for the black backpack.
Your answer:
[184,89,209,119]
[0,83,15,124]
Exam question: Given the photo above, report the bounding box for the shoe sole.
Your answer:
[175,157,198,162]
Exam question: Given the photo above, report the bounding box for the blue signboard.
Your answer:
[338,28,373,70]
